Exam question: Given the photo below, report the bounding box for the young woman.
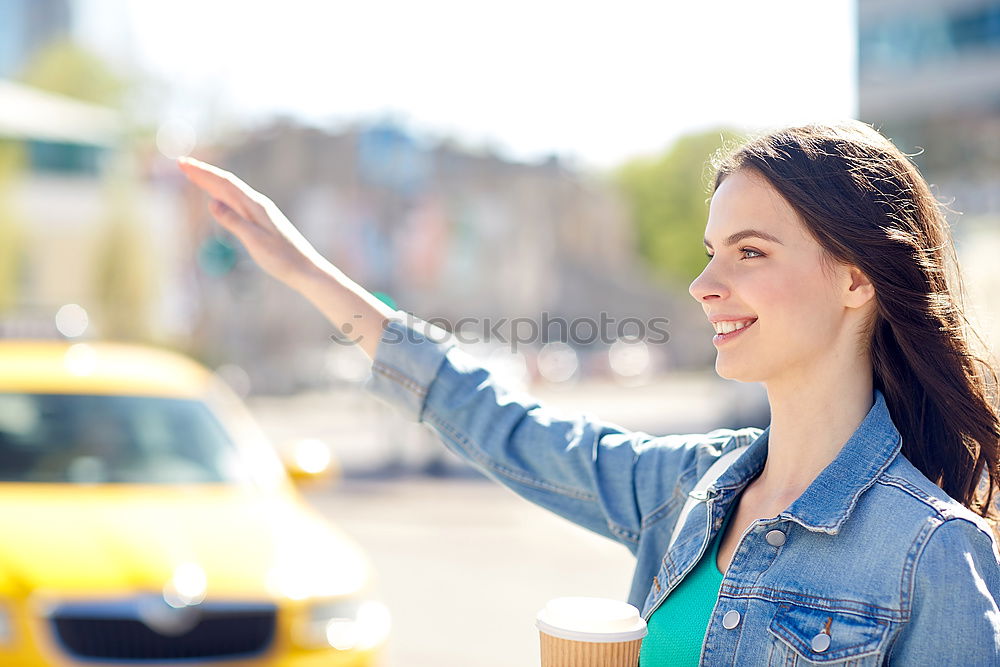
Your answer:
[178,120,1000,665]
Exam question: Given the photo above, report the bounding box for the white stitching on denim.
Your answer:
[372,362,427,398]
[642,495,682,530]
[717,589,906,622]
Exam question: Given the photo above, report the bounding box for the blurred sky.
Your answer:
[74,0,856,169]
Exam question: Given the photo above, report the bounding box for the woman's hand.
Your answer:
[177,156,326,289]
[176,156,396,361]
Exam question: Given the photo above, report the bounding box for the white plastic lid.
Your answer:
[536,597,648,643]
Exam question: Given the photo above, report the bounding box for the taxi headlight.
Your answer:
[295,598,391,650]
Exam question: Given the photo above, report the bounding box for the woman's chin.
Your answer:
[715,358,763,383]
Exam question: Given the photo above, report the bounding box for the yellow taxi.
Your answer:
[0,339,389,666]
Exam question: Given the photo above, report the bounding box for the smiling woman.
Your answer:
[704,122,1000,525]
[178,119,1000,666]
[652,120,1000,666]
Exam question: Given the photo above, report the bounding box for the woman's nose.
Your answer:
[689,264,727,303]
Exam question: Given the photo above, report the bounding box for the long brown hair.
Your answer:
[711,120,1000,541]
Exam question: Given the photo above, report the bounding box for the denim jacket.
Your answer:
[363,313,1000,665]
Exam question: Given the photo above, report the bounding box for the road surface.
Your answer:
[305,477,636,667]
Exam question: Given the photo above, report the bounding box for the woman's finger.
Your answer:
[209,199,247,233]
[209,198,272,250]
[178,157,265,222]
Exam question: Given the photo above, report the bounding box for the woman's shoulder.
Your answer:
[629,426,764,505]
[632,425,763,479]
[874,452,997,550]
[635,425,763,455]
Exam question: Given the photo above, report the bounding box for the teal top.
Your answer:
[639,506,735,666]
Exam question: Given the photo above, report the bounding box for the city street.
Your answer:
[304,477,637,667]
[5,1,998,664]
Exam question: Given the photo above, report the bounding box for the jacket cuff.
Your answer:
[362,311,457,421]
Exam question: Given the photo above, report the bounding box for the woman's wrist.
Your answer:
[291,260,395,360]
[291,259,356,320]
[287,256,340,293]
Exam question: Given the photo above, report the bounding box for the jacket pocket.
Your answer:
[767,603,891,666]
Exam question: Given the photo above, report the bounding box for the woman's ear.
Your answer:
[844,266,876,309]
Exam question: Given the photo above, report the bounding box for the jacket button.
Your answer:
[811,632,831,652]
[765,530,786,547]
[722,610,741,629]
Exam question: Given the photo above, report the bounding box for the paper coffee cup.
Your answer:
[536,597,647,667]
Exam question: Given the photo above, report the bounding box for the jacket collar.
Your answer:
[712,388,903,534]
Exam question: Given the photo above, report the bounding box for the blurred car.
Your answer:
[0,340,389,666]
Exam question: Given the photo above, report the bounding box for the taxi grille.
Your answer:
[50,603,276,661]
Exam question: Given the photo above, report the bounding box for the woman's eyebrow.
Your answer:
[703,229,784,249]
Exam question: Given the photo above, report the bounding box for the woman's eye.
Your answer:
[704,249,762,260]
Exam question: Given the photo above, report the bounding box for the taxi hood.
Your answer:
[0,484,373,602]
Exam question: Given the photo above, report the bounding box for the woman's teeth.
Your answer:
[714,319,756,335]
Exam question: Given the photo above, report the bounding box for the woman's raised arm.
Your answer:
[177,156,395,361]
[175,156,735,593]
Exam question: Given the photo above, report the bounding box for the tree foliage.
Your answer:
[17,37,128,107]
[614,128,745,287]
[0,141,26,314]
[91,168,155,342]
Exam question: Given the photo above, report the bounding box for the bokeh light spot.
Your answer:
[55,304,89,338]
[156,119,197,159]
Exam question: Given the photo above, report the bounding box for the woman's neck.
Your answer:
[755,364,875,505]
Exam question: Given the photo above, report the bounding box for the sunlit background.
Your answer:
[1,0,999,664]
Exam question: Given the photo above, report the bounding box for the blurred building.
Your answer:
[187,120,712,393]
[0,0,72,78]
[0,0,187,343]
[859,0,1000,219]
[0,79,114,336]
[859,0,1000,352]
[0,80,187,343]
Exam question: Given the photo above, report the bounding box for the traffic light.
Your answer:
[197,236,238,276]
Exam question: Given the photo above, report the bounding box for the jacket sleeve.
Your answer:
[887,517,1000,665]
[361,312,714,554]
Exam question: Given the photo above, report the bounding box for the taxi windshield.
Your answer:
[0,393,253,484]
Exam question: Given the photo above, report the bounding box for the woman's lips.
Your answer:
[713,319,757,345]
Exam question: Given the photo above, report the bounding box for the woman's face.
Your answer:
[688,168,858,385]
